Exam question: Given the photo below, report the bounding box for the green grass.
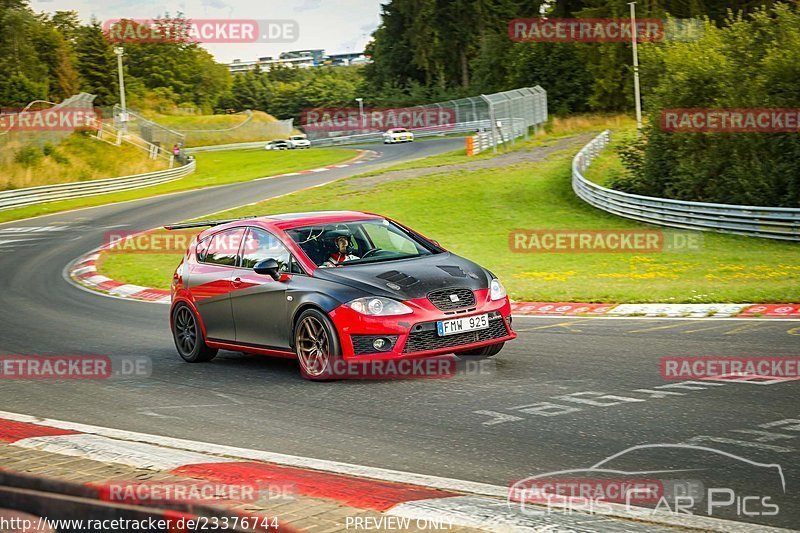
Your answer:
[0,133,168,190]
[97,127,800,303]
[100,253,181,289]
[0,147,357,224]
[582,129,637,186]
[356,114,637,178]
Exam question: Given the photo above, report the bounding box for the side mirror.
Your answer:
[253,258,281,280]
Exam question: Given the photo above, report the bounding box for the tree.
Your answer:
[76,21,118,105]
[617,5,800,207]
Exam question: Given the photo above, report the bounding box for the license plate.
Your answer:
[437,314,489,336]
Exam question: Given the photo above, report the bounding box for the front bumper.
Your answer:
[329,289,515,360]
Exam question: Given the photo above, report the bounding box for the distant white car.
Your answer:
[288,135,311,149]
[383,128,414,144]
[264,140,292,151]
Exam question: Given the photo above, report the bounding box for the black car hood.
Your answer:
[312,252,492,300]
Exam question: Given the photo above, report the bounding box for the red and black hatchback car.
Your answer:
[168,211,515,380]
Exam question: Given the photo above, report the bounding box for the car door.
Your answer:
[230,228,295,350]
[188,227,245,342]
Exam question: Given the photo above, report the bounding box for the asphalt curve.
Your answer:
[0,137,798,530]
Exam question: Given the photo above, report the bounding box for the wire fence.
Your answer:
[0,93,97,166]
[112,105,185,151]
[305,86,547,151]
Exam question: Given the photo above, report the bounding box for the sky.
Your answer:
[31,0,384,63]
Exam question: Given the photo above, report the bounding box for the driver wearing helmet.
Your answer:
[322,233,359,267]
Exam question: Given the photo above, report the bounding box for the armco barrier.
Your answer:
[185,141,271,153]
[0,159,195,211]
[572,130,800,241]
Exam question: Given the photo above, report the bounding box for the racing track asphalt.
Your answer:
[0,137,798,530]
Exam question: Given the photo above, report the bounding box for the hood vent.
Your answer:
[377,270,419,288]
[437,265,467,278]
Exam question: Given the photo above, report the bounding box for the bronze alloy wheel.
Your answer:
[296,315,331,377]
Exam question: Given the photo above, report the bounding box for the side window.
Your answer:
[241,228,292,272]
[289,256,304,274]
[196,236,210,262]
[203,228,245,266]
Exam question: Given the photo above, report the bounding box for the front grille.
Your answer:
[427,288,476,311]
[352,335,399,355]
[403,316,508,354]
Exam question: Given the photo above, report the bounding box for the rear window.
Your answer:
[196,228,245,266]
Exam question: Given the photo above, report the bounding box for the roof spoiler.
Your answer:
[164,216,260,231]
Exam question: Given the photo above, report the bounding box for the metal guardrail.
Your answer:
[308,123,472,147]
[0,159,195,211]
[189,87,547,151]
[185,141,272,153]
[572,130,800,241]
[186,122,489,152]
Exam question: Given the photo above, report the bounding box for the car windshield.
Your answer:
[285,219,437,267]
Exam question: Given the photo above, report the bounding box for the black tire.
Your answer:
[457,342,504,358]
[172,304,218,362]
[294,308,342,381]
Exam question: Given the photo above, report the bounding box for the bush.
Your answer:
[42,143,70,165]
[14,146,43,168]
[610,133,648,193]
[629,6,800,207]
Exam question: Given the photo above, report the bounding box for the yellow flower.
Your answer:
[517,271,577,282]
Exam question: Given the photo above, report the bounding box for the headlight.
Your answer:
[346,297,412,316]
[490,279,507,301]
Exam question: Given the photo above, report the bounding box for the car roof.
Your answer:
[205,211,385,234]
